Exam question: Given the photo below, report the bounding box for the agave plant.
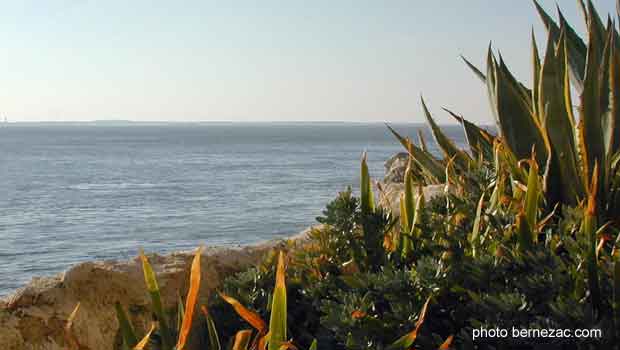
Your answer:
[389,0,620,223]
[381,0,620,343]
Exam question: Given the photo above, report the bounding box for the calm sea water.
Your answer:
[0,123,467,295]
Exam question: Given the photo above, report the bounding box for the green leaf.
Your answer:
[443,108,495,161]
[201,306,222,350]
[386,124,446,184]
[533,0,587,91]
[491,53,549,167]
[610,32,620,155]
[540,30,584,204]
[516,211,533,250]
[614,254,620,339]
[470,192,485,247]
[139,250,173,349]
[524,157,540,232]
[417,129,429,153]
[580,4,606,186]
[532,29,542,119]
[460,55,486,82]
[309,339,318,350]
[268,252,287,350]
[115,302,138,350]
[584,164,602,313]
[360,152,375,215]
[421,96,471,168]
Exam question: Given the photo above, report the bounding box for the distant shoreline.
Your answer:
[2,120,494,128]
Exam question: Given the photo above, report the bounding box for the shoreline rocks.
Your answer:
[0,227,316,350]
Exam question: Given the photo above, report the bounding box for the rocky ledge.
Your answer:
[0,229,314,350]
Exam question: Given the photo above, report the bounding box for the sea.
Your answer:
[0,122,468,296]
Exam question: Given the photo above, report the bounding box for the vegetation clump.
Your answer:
[208,1,620,349]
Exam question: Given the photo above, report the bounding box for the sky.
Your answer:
[0,0,617,124]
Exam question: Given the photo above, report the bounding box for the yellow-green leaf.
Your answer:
[139,249,173,348]
[268,252,287,350]
[360,152,375,214]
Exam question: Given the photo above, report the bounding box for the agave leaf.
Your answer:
[421,96,471,168]
[610,34,620,155]
[387,297,431,350]
[444,108,495,161]
[533,0,587,91]
[219,293,267,333]
[115,302,138,349]
[401,160,415,258]
[439,335,454,350]
[488,146,505,213]
[64,303,81,350]
[492,54,549,167]
[524,157,540,232]
[386,124,444,183]
[417,129,429,153]
[557,6,589,90]
[516,211,534,250]
[385,123,410,151]
[133,323,156,350]
[486,45,500,127]
[201,306,222,350]
[360,152,375,215]
[580,6,606,187]
[532,29,541,119]
[498,54,534,108]
[139,249,173,348]
[408,142,446,184]
[412,186,425,239]
[176,247,203,350]
[404,158,416,230]
[460,55,486,82]
[232,330,253,350]
[268,252,287,350]
[540,30,584,204]
[585,163,602,313]
[586,0,607,57]
[176,294,185,335]
[399,193,409,235]
[614,253,620,339]
[470,192,485,250]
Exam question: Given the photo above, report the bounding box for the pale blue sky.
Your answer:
[0,0,617,123]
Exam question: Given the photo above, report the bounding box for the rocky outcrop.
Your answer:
[380,152,446,215]
[0,228,315,350]
[383,152,409,183]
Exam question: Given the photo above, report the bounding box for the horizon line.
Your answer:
[2,119,495,126]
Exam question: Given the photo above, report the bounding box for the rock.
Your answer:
[0,229,315,350]
[383,152,409,183]
[378,182,445,216]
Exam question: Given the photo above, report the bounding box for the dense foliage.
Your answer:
[206,1,620,349]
